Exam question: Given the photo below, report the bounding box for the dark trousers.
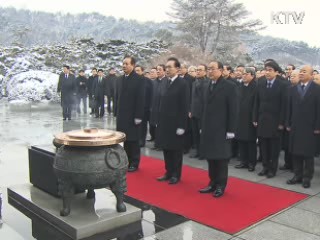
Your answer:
[62,105,71,119]
[163,149,183,179]
[89,95,94,113]
[238,140,257,167]
[282,131,292,168]
[124,141,141,168]
[292,155,314,181]
[183,118,192,152]
[231,139,239,158]
[191,117,201,153]
[260,137,281,174]
[95,96,105,117]
[139,111,150,147]
[77,96,87,114]
[207,159,229,189]
[149,124,156,141]
[106,95,114,114]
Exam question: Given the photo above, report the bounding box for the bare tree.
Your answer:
[169,0,264,55]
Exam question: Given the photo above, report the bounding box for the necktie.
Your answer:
[167,79,172,89]
[210,81,215,92]
[267,82,272,88]
[301,84,305,91]
[99,77,102,83]
[65,74,68,79]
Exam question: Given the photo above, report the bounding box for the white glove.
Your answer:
[134,118,142,125]
[176,128,185,135]
[226,132,235,139]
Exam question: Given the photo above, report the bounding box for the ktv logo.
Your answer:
[271,11,305,24]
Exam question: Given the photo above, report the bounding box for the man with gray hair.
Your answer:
[235,67,257,171]
[286,65,320,188]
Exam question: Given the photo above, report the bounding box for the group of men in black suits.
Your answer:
[57,66,119,120]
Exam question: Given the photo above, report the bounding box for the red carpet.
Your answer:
[126,156,308,234]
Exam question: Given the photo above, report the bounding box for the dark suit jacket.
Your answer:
[190,77,208,119]
[92,77,106,99]
[116,71,145,141]
[253,76,288,138]
[156,77,188,150]
[287,81,320,157]
[200,76,237,159]
[236,81,257,141]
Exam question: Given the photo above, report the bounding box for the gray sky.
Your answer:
[1,0,319,47]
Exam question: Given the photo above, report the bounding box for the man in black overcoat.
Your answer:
[199,61,237,198]
[87,68,98,115]
[116,56,145,172]
[57,65,77,120]
[156,57,188,184]
[75,69,88,114]
[253,61,288,178]
[235,67,257,171]
[149,64,167,148]
[286,65,320,188]
[135,65,153,147]
[180,63,194,154]
[189,64,208,159]
[105,68,117,115]
[92,69,106,118]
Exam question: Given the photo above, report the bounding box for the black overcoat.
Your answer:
[235,81,257,141]
[155,77,188,150]
[150,77,168,125]
[253,76,287,138]
[190,77,209,119]
[287,81,320,157]
[116,71,145,141]
[200,77,237,160]
[57,73,77,107]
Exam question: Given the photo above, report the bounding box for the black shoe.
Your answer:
[147,138,155,142]
[189,152,199,158]
[168,177,179,184]
[267,172,275,178]
[279,165,291,170]
[287,176,302,185]
[198,156,205,160]
[213,187,224,198]
[63,118,66,121]
[302,180,311,188]
[235,163,248,169]
[157,175,170,181]
[248,166,255,172]
[199,186,215,193]
[128,166,138,172]
[258,169,268,176]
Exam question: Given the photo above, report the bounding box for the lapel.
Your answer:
[300,81,314,100]
[208,77,225,102]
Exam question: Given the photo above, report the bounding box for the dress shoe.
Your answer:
[127,166,138,172]
[213,187,224,198]
[63,118,66,121]
[198,156,205,160]
[189,152,199,158]
[267,172,275,178]
[279,165,292,170]
[199,186,215,193]
[302,180,311,188]
[147,138,155,142]
[168,177,179,184]
[235,163,248,169]
[258,169,268,176]
[157,175,170,182]
[248,166,255,172]
[287,176,302,185]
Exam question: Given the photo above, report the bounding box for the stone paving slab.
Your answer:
[142,221,232,240]
[270,207,320,236]
[296,196,320,214]
[239,221,320,240]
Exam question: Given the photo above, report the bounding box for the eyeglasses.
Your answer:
[196,69,206,72]
[207,68,219,71]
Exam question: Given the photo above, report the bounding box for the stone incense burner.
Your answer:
[53,128,128,217]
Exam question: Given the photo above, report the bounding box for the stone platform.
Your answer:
[7,184,141,239]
